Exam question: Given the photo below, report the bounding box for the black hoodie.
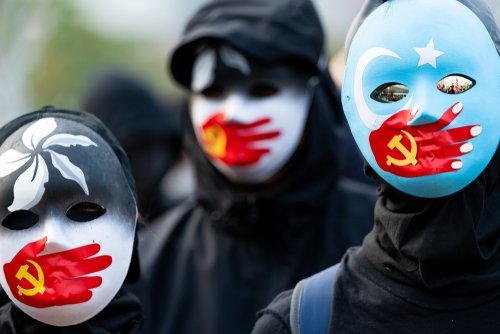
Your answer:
[136,0,375,333]
[252,0,500,333]
[329,1,500,331]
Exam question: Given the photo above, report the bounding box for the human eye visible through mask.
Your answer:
[248,82,280,98]
[200,85,226,99]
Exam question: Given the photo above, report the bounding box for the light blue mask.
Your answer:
[342,0,500,198]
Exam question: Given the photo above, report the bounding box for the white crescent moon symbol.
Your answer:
[354,47,413,130]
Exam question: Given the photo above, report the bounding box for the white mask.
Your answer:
[190,45,311,183]
[0,116,137,326]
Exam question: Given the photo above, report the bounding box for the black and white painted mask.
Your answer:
[0,115,136,326]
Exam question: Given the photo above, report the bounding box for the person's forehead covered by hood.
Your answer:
[170,0,326,89]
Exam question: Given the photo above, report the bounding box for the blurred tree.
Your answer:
[31,0,178,110]
[0,1,46,124]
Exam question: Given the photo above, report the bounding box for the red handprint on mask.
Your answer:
[369,102,481,177]
[201,112,281,166]
[3,237,112,308]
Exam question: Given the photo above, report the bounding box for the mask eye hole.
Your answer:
[66,202,106,222]
[437,75,475,94]
[249,82,280,98]
[370,83,409,103]
[200,85,225,99]
[2,210,39,230]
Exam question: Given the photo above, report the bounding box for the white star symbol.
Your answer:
[414,39,444,68]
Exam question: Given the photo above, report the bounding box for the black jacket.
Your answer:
[252,1,500,332]
[252,150,500,334]
[137,0,375,333]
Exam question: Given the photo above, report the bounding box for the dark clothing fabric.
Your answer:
[0,287,142,334]
[330,247,500,334]
[139,177,375,334]
[0,289,7,308]
[321,148,498,333]
[254,246,500,334]
[252,291,292,334]
[137,1,375,334]
[253,151,500,334]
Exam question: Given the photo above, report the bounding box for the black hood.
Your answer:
[325,149,500,334]
[170,0,344,232]
[344,0,500,304]
[362,148,500,301]
[82,71,181,147]
[170,0,326,89]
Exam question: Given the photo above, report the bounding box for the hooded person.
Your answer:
[0,106,142,333]
[136,0,376,333]
[81,71,183,222]
[252,0,500,333]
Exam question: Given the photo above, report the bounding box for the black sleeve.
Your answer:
[251,290,293,334]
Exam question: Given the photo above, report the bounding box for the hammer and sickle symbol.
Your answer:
[15,259,45,297]
[386,130,418,167]
[204,125,227,158]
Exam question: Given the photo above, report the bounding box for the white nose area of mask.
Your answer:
[40,219,72,254]
[224,93,253,124]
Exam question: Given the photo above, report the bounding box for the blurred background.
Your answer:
[0,0,370,123]
[0,0,498,214]
[0,0,498,124]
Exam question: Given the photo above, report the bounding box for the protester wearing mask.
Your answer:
[0,107,142,333]
[137,0,375,333]
[252,0,500,333]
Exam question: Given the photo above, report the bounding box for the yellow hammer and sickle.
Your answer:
[203,125,227,158]
[15,259,45,297]
[386,130,418,167]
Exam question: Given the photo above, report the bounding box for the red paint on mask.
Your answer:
[3,237,112,308]
[201,112,281,166]
[369,102,478,177]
